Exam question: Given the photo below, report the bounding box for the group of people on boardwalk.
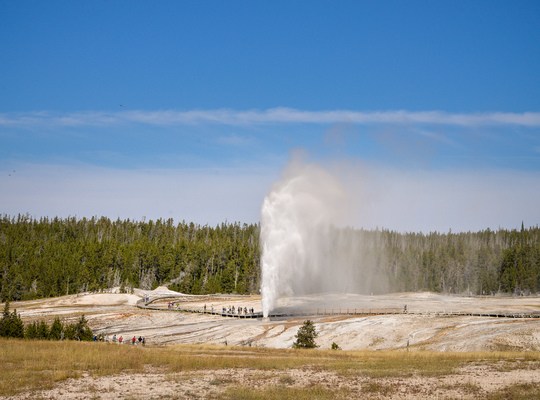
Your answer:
[164,301,255,316]
[93,333,146,346]
[221,305,254,315]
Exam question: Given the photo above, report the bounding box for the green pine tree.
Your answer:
[0,301,9,336]
[292,320,318,349]
[63,323,76,340]
[36,320,50,339]
[8,309,24,338]
[25,321,38,339]
[49,317,64,340]
[0,301,24,338]
[74,315,93,341]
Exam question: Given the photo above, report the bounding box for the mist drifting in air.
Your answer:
[260,159,388,317]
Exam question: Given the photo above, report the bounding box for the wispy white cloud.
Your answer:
[1,108,540,128]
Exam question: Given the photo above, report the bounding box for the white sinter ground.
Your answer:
[10,288,540,352]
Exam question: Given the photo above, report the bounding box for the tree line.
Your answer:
[375,223,540,295]
[0,215,539,301]
[0,301,93,340]
[0,215,260,301]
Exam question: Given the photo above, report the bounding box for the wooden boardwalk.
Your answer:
[137,299,540,319]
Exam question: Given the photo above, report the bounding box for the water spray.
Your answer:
[260,161,347,318]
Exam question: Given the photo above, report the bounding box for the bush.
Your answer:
[331,342,341,350]
[292,320,318,349]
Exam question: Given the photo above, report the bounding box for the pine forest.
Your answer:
[0,215,539,302]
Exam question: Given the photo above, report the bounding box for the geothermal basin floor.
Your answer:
[11,289,540,351]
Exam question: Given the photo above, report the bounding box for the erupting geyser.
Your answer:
[260,160,348,318]
[260,159,390,318]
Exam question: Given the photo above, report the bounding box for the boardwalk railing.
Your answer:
[136,299,540,319]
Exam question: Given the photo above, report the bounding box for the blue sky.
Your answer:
[1,1,539,231]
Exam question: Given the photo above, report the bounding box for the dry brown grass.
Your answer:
[2,338,540,397]
[327,349,540,378]
[485,383,540,400]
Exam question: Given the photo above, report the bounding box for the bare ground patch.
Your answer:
[3,362,540,400]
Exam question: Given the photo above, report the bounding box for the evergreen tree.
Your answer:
[9,309,24,338]
[63,323,76,340]
[49,317,64,340]
[292,320,318,349]
[36,320,50,339]
[0,301,10,337]
[24,321,38,339]
[0,301,24,338]
[74,315,93,341]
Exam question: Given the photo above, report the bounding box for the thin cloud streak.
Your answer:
[1,108,540,128]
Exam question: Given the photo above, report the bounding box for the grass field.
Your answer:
[2,339,540,399]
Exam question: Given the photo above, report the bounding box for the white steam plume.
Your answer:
[260,159,392,317]
[260,161,347,317]
[261,157,390,317]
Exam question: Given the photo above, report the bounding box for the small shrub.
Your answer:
[362,381,397,396]
[209,377,233,386]
[279,375,295,385]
